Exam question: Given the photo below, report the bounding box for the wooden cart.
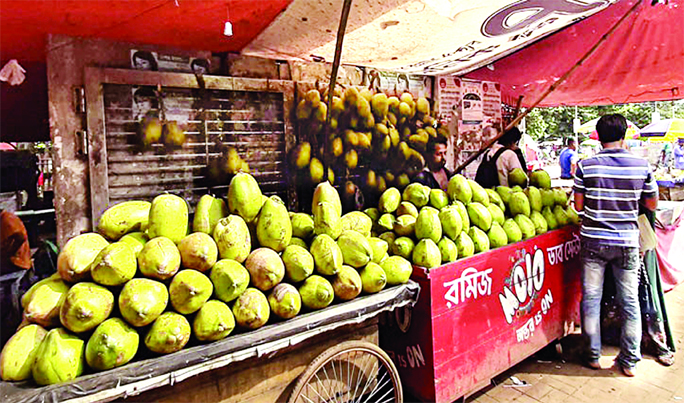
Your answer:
[1,281,418,403]
[380,226,582,402]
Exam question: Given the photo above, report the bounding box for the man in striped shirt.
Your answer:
[573,114,658,377]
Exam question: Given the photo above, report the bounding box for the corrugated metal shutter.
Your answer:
[101,83,287,210]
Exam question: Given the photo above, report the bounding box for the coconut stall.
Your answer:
[2,1,682,402]
[0,2,423,402]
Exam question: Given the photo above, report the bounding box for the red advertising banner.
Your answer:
[380,226,582,403]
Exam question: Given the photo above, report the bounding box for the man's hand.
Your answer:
[642,195,658,212]
[574,192,584,212]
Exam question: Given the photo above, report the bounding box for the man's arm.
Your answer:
[570,151,579,176]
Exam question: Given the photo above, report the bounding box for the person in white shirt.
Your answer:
[485,127,525,186]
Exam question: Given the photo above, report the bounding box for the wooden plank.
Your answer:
[47,36,91,246]
[85,68,110,229]
[105,141,284,153]
[107,161,285,175]
[107,171,286,188]
[91,67,294,93]
[105,154,285,170]
[108,182,288,201]
[125,321,379,403]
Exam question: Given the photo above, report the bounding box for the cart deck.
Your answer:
[1,281,419,403]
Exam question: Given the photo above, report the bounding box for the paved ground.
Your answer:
[463,282,684,403]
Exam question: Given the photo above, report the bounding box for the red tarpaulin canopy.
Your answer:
[0,0,292,63]
[465,0,684,107]
[0,0,292,142]
[0,0,682,141]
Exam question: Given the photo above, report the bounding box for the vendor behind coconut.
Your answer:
[415,137,452,191]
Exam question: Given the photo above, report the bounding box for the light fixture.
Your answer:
[224,21,233,36]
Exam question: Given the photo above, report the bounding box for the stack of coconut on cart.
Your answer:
[0,173,412,386]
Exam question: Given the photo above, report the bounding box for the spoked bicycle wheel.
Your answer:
[288,340,403,403]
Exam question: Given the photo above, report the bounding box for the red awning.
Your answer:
[465,0,684,107]
[0,1,292,63]
[0,0,292,142]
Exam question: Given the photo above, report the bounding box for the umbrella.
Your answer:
[577,117,640,140]
[640,119,684,142]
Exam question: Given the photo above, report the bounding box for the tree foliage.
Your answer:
[525,101,684,142]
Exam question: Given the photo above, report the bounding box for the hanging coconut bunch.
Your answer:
[290,82,450,205]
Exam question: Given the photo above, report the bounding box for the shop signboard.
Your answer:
[380,226,582,403]
[244,1,615,76]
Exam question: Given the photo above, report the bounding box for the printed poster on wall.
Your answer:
[437,78,502,177]
[369,69,432,98]
[455,79,483,153]
[130,49,210,75]
[461,80,483,124]
[436,75,461,122]
[131,87,193,123]
[482,81,502,128]
[436,75,461,172]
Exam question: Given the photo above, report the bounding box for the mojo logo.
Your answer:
[499,248,545,324]
[482,0,609,37]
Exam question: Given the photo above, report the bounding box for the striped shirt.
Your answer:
[573,148,657,247]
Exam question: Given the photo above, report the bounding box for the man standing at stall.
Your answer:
[573,114,658,377]
[475,126,526,188]
[559,138,579,179]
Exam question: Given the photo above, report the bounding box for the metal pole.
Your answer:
[323,0,354,179]
[454,0,643,174]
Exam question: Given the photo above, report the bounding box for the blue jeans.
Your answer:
[581,240,641,368]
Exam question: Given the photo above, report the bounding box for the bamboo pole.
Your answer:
[322,0,354,179]
[454,0,644,174]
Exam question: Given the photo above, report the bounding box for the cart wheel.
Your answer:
[288,340,403,403]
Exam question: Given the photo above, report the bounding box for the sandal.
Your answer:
[656,353,675,367]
